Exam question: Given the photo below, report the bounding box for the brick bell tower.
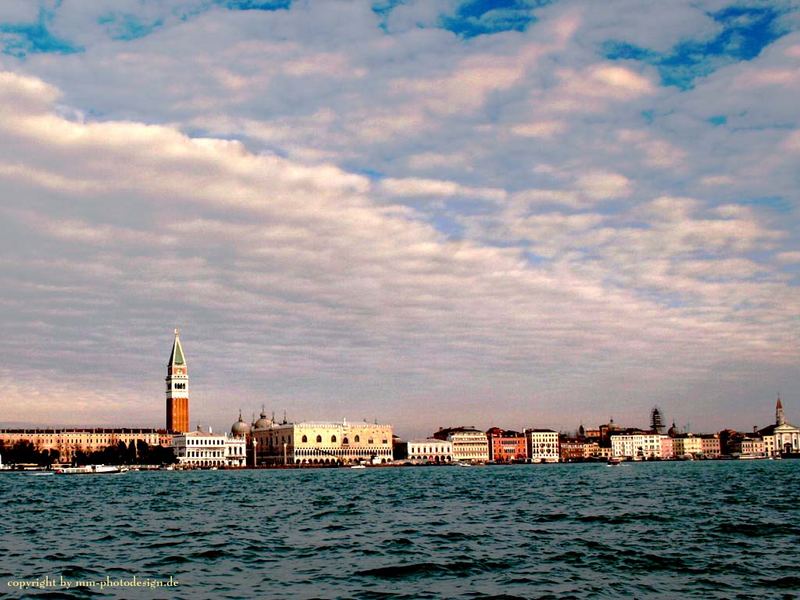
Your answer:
[165,328,189,433]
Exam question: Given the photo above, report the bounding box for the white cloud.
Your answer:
[575,170,632,200]
[379,177,506,202]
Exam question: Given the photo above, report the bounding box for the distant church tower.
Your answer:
[776,395,786,426]
[165,328,189,433]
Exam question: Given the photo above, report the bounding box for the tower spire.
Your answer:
[168,329,186,368]
[165,329,189,433]
[776,394,786,426]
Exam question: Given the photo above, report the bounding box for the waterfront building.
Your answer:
[0,428,170,463]
[610,433,666,460]
[731,436,766,457]
[165,329,189,433]
[700,434,721,458]
[560,439,599,461]
[759,397,800,456]
[432,426,490,463]
[252,420,393,466]
[525,429,560,463]
[560,440,602,461]
[172,428,246,467]
[406,439,453,463]
[486,427,527,462]
[660,436,675,459]
[596,446,613,459]
[672,434,703,458]
[763,433,776,457]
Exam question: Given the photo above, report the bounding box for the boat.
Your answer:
[55,465,123,475]
[607,458,622,466]
[350,464,366,469]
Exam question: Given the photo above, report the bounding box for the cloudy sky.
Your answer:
[0,0,798,438]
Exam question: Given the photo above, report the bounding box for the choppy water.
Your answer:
[2,461,799,599]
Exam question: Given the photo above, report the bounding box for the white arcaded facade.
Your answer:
[252,420,393,466]
[407,439,453,463]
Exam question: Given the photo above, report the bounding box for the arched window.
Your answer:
[302,435,308,443]
[354,435,360,443]
[368,438,374,444]
[343,437,349,444]
[316,435,322,443]
[331,435,337,443]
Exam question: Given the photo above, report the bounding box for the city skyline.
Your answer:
[1,1,799,436]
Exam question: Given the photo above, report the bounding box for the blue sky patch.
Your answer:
[216,0,291,10]
[372,0,404,31]
[603,5,794,90]
[738,196,792,214]
[98,13,164,41]
[440,0,553,39]
[708,115,727,126]
[0,8,81,58]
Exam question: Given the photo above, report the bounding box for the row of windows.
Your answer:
[297,434,387,444]
[293,448,392,457]
[186,451,224,458]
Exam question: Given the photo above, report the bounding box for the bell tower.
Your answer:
[166,328,189,433]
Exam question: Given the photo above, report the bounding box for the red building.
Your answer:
[486,427,527,462]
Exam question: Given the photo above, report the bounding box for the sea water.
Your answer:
[1,461,798,599]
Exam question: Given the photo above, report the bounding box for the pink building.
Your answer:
[660,436,674,459]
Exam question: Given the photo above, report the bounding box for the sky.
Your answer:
[0,0,798,439]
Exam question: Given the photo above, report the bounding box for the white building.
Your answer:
[252,420,393,466]
[611,433,667,460]
[525,429,560,463]
[406,439,453,463]
[172,429,246,468]
[433,427,489,463]
[760,397,800,456]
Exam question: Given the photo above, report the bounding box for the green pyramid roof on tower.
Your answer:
[169,330,185,366]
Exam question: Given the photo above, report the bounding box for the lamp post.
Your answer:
[252,438,258,468]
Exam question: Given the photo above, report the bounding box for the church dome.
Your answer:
[231,411,251,437]
[253,409,272,430]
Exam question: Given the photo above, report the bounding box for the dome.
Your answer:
[231,411,251,437]
[253,408,272,430]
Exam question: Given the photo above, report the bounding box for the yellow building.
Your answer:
[672,434,703,458]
